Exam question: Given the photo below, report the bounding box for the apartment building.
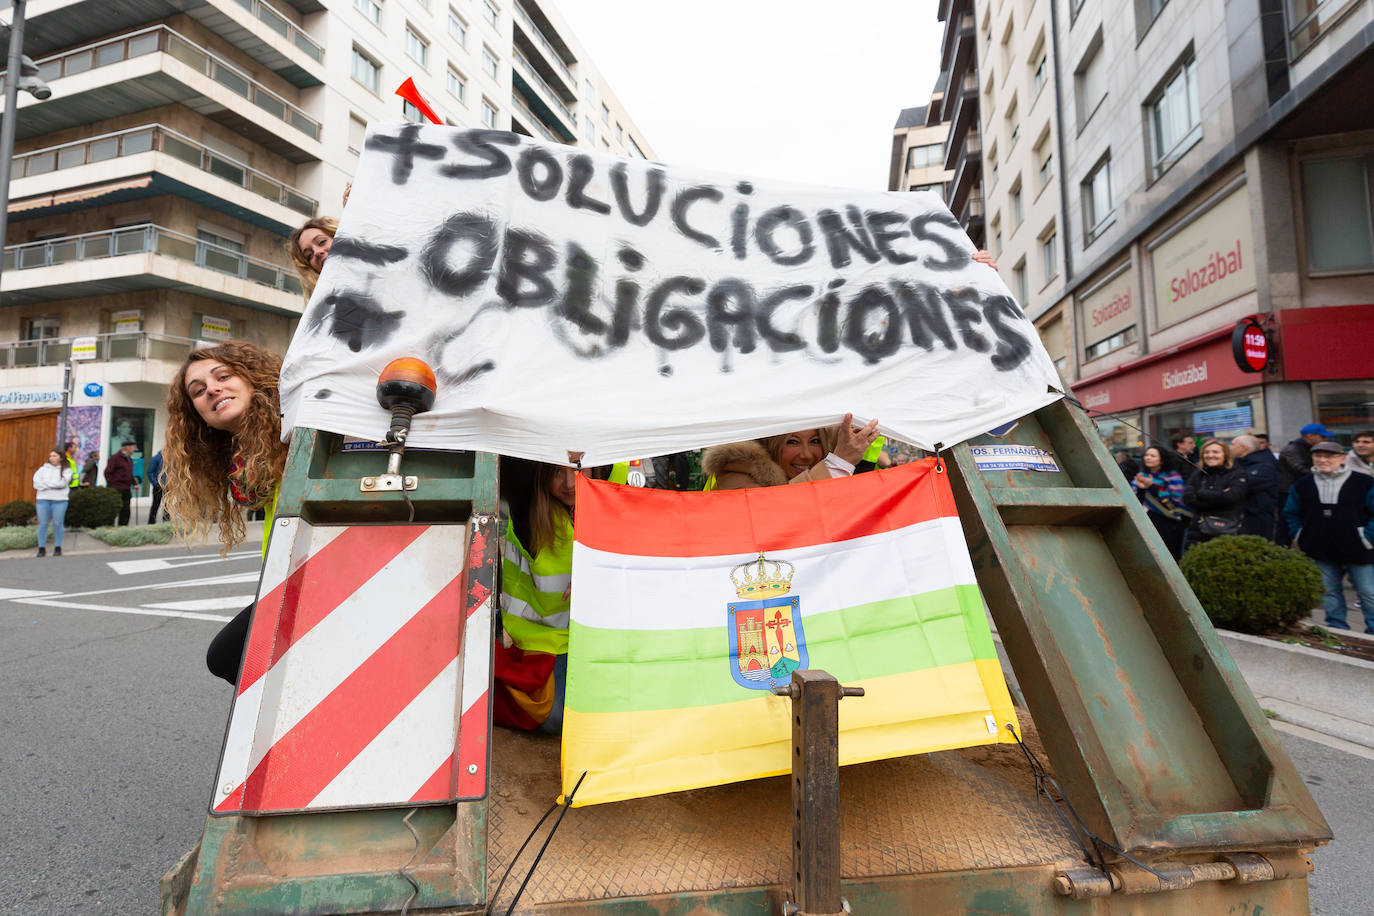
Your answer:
[0,0,654,489]
[888,104,953,197]
[929,3,987,249]
[1049,0,1374,455]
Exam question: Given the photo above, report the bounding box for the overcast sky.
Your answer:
[553,1,943,192]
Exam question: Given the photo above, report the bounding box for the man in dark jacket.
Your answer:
[145,450,168,524]
[1276,423,1331,545]
[1284,441,1374,633]
[105,440,137,526]
[1231,435,1277,540]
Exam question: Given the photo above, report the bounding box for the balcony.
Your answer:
[20,0,324,88]
[959,195,985,240]
[9,124,317,235]
[513,1,576,98]
[943,71,979,168]
[509,92,563,144]
[2,223,303,313]
[512,47,576,141]
[7,26,323,163]
[948,131,982,217]
[0,331,200,371]
[939,9,975,83]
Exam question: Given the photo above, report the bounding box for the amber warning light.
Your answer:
[377,357,437,445]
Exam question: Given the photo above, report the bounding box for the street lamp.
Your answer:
[0,0,54,286]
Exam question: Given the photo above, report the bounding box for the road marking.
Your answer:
[14,598,235,623]
[0,588,60,600]
[143,596,255,612]
[1271,718,1374,763]
[107,550,259,575]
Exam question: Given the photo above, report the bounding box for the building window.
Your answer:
[23,316,60,340]
[1040,226,1058,282]
[405,26,428,68]
[447,66,467,102]
[1085,325,1138,361]
[348,114,367,154]
[584,78,596,104]
[1036,136,1053,190]
[1012,259,1028,304]
[910,183,945,198]
[1005,97,1019,150]
[402,99,424,123]
[353,0,382,27]
[1031,48,1047,96]
[481,46,498,79]
[628,137,646,159]
[1082,154,1114,240]
[1301,154,1374,272]
[1074,28,1107,126]
[351,47,381,94]
[601,102,610,126]
[616,122,623,142]
[1136,0,1169,36]
[906,143,943,170]
[1010,177,1023,229]
[481,98,498,128]
[583,117,595,144]
[1147,53,1200,179]
[1289,0,1359,57]
[483,0,499,26]
[448,9,468,45]
[991,214,1003,256]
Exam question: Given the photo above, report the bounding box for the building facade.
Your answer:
[0,0,654,491]
[889,104,952,197]
[920,0,1373,456]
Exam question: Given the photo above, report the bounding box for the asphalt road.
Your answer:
[1,543,1370,915]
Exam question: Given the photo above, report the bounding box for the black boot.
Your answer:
[36,547,45,557]
[53,546,62,557]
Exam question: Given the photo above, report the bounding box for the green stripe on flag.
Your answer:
[567,584,994,713]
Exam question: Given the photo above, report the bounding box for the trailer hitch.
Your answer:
[772,669,864,916]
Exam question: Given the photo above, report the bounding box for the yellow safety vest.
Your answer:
[500,515,573,655]
[863,436,887,463]
[608,462,629,484]
[65,454,79,488]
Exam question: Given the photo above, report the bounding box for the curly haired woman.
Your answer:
[287,215,336,299]
[163,341,289,683]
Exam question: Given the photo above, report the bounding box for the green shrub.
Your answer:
[0,526,38,551]
[0,499,36,526]
[67,486,123,528]
[1180,535,1323,634]
[87,523,175,547]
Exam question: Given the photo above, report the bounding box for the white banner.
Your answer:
[279,125,1063,464]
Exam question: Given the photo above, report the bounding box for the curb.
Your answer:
[0,521,266,559]
[1218,629,1374,749]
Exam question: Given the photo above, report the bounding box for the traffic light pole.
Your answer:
[0,0,29,288]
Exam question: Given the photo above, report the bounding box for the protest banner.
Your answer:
[279,124,1063,463]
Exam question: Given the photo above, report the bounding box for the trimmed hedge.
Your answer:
[0,526,38,551]
[87,523,175,547]
[1180,535,1323,634]
[67,486,123,528]
[0,499,36,526]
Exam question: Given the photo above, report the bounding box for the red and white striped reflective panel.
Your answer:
[212,518,492,815]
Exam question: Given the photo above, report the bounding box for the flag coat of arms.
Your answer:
[562,459,1016,806]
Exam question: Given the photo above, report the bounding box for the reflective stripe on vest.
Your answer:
[500,516,573,654]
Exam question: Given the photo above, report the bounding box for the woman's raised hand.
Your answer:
[835,413,881,465]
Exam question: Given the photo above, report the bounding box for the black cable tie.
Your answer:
[485,802,558,915]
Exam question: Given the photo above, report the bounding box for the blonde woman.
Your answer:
[1183,438,1248,548]
[287,216,336,299]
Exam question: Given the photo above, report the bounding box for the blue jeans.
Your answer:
[36,499,68,548]
[1314,560,1374,633]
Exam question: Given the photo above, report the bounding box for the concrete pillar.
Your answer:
[1262,381,1314,440]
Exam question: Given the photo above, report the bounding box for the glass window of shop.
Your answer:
[1092,412,1144,473]
[1147,388,1265,455]
[1315,381,1374,444]
[110,406,155,497]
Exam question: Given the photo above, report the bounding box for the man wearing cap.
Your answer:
[1283,441,1374,633]
[105,440,138,527]
[1276,423,1331,546]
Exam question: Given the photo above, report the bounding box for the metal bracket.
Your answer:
[772,669,863,916]
[360,474,417,492]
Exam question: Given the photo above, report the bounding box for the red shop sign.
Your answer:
[1071,327,1260,413]
[1231,318,1268,373]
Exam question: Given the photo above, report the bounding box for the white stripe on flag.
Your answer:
[570,516,975,632]
[217,525,462,801]
[307,658,459,809]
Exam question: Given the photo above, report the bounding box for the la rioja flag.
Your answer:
[562,459,1016,806]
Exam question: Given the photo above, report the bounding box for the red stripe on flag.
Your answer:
[411,755,454,803]
[222,574,464,812]
[455,694,489,798]
[238,525,430,695]
[574,458,952,556]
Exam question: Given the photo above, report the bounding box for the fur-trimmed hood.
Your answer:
[701,440,788,489]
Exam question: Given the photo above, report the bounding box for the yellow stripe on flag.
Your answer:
[560,659,1015,806]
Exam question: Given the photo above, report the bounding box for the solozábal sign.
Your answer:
[1151,184,1256,328]
[278,125,1064,464]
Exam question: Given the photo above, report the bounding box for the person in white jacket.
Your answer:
[33,449,72,557]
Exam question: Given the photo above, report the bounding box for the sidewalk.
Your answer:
[4,520,265,559]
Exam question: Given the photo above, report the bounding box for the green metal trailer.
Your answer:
[162,395,1330,915]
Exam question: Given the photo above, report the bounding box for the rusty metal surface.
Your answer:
[486,712,1083,907]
